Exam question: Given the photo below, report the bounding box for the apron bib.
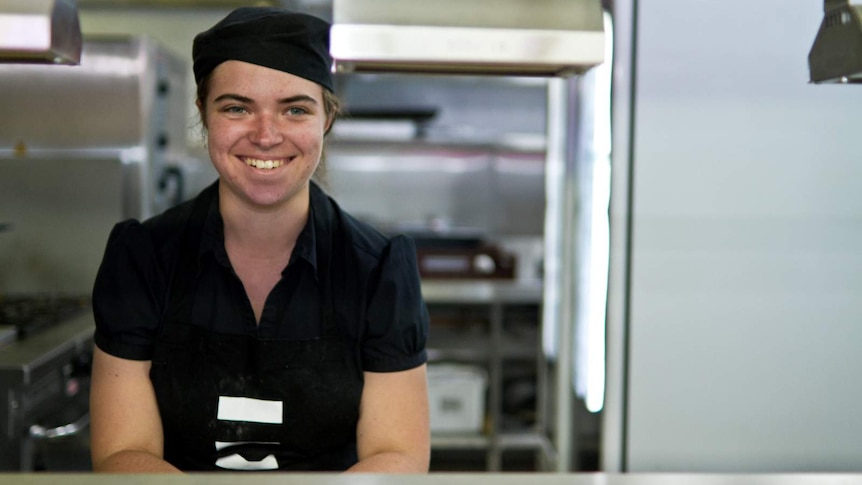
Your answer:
[149,187,363,471]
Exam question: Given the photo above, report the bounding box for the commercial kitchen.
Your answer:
[2,0,862,482]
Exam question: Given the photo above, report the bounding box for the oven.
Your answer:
[0,34,189,472]
[0,295,94,471]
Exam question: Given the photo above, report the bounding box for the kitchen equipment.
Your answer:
[809,0,862,83]
[382,220,518,280]
[330,0,605,77]
[0,35,188,470]
[0,0,82,65]
[333,106,439,141]
[0,34,188,295]
[414,240,517,280]
[0,295,93,471]
[0,295,90,339]
[0,34,188,218]
[428,363,488,434]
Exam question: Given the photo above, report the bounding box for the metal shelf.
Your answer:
[498,431,556,454]
[427,324,538,362]
[431,433,490,449]
[423,279,552,471]
[431,430,553,453]
[421,279,543,304]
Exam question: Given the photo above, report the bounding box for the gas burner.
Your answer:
[0,295,90,339]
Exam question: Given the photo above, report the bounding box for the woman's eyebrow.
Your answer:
[211,94,318,105]
[213,93,253,104]
[278,95,318,105]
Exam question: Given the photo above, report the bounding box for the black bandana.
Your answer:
[192,7,333,92]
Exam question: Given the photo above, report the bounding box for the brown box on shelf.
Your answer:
[417,245,516,280]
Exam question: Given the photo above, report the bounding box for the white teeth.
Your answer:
[244,158,285,170]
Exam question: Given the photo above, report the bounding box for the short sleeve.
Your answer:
[362,235,429,372]
[92,220,167,361]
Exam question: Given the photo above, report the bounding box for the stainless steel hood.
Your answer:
[809,0,862,83]
[0,0,82,65]
[329,0,605,77]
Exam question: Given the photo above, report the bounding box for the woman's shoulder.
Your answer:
[341,210,392,257]
[141,195,199,245]
[100,189,202,274]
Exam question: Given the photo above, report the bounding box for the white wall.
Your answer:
[606,0,862,472]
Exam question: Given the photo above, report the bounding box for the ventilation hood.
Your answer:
[329,0,605,77]
[0,0,82,65]
[809,0,862,83]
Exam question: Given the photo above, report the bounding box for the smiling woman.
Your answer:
[202,61,329,211]
[89,7,430,474]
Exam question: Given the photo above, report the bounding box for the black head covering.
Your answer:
[192,7,333,92]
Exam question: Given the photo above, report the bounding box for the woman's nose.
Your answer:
[249,114,283,147]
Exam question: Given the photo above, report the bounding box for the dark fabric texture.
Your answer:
[148,186,361,471]
[192,7,334,91]
[92,181,429,372]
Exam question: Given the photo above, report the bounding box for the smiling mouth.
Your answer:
[243,157,289,170]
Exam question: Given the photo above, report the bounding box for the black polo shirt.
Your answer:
[92,181,429,373]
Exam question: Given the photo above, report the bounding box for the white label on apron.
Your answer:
[215,453,279,471]
[217,396,283,424]
[215,441,279,450]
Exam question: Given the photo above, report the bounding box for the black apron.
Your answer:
[149,187,363,471]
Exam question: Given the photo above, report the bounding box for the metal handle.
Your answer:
[158,166,185,207]
[29,413,89,440]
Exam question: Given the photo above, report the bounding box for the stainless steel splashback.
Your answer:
[327,72,547,239]
[0,157,123,294]
[326,143,545,238]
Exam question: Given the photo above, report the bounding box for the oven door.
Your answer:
[23,385,91,471]
[0,312,94,471]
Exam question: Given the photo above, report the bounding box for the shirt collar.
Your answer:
[290,200,318,277]
[196,182,319,278]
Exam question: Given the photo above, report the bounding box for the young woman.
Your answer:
[89,7,430,473]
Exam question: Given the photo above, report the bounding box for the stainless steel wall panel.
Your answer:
[0,157,123,294]
[326,144,545,237]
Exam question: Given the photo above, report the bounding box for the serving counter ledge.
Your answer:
[5,474,862,485]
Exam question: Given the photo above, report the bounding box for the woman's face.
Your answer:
[200,60,330,210]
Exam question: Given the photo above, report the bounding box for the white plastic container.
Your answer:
[427,363,487,433]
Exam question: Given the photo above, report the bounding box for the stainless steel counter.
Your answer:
[5,473,862,485]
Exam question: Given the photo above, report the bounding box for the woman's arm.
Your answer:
[89,347,181,473]
[347,364,431,473]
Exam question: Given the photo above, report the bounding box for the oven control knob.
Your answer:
[65,378,81,397]
[473,253,496,274]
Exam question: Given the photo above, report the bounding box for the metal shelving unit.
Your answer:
[422,279,554,471]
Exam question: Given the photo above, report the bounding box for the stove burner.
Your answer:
[0,295,90,339]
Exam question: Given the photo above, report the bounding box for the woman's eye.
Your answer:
[223,106,247,114]
[287,106,309,116]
